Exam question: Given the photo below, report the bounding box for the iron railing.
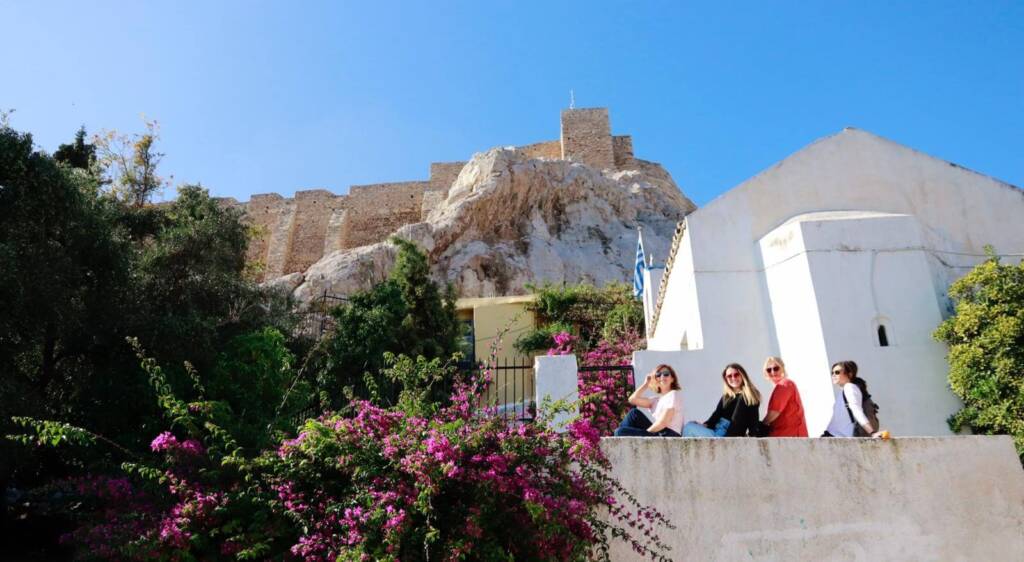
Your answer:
[298,290,349,339]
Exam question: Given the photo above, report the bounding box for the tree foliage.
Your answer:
[934,250,1024,460]
[54,126,97,171]
[0,122,298,487]
[316,238,461,408]
[94,120,168,207]
[515,283,644,354]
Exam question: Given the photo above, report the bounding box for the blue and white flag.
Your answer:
[633,229,646,299]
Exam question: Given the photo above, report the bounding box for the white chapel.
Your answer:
[637,128,1024,436]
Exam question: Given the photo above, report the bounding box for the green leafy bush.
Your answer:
[934,250,1024,460]
[515,283,643,354]
[316,238,461,408]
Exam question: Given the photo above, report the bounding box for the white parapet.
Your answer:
[601,435,1024,561]
[534,354,579,431]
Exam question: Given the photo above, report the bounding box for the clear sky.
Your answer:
[3,1,1021,206]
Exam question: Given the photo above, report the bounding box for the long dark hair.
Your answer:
[832,360,869,396]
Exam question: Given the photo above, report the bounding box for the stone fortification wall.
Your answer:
[283,190,341,274]
[517,140,563,160]
[602,436,1024,561]
[245,193,291,277]
[612,135,634,168]
[560,108,615,170]
[238,107,646,281]
[429,162,466,192]
[342,181,428,250]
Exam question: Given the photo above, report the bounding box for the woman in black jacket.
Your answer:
[683,363,762,437]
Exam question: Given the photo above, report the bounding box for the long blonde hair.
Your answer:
[721,363,761,406]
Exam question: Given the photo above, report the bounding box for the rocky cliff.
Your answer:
[270,146,695,302]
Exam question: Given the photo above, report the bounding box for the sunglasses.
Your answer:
[832,370,844,375]
[654,370,674,379]
[765,366,781,373]
[724,373,742,379]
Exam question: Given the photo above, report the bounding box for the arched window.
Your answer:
[873,316,893,347]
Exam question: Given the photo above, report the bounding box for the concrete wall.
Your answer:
[646,128,1024,437]
[534,354,578,430]
[602,436,1024,561]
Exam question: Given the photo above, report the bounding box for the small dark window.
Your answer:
[877,325,889,347]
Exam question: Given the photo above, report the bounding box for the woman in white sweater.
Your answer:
[824,360,881,438]
[613,364,685,437]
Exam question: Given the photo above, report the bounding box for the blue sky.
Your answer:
[3,1,1021,206]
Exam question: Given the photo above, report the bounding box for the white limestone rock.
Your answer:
[287,148,695,301]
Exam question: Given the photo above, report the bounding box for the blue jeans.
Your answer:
[614,408,681,437]
[682,418,731,437]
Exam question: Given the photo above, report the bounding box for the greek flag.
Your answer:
[633,229,646,299]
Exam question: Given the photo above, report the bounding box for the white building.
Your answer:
[637,128,1024,436]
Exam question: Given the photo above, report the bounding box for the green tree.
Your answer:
[1,123,298,478]
[316,238,461,407]
[53,125,96,170]
[94,120,168,207]
[935,250,1024,460]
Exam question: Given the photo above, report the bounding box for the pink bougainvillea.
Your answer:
[48,344,671,561]
[548,329,644,435]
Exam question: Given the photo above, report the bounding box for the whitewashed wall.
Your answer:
[603,436,1024,561]
[644,129,1024,436]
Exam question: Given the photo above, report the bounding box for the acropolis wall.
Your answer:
[228,108,639,281]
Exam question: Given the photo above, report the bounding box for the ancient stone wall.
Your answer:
[238,107,639,281]
[283,190,342,274]
[429,162,466,192]
[245,194,288,275]
[341,181,428,249]
[612,135,634,168]
[517,140,562,160]
[560,108,615,170]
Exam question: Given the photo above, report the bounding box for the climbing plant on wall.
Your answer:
[514,282,644,355]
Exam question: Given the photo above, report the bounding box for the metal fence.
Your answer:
[298,290,349,339]
[470,357,536,422]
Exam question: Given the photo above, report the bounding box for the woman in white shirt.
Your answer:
[824,360,881,437]
[613,364,685,437]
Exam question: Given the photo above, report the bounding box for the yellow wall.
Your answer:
[456,296,539,411]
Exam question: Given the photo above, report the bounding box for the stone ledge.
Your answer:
[601,436,1024,561]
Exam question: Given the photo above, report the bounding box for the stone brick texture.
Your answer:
[560,108,615,170]
[237,108,638,281]
[517,140,562,160]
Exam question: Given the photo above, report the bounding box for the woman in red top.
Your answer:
[761,356,808,437]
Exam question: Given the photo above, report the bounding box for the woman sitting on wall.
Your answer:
[823,360,882,437]
[683,363,762,437]
[614,364,684,437]
[761,356,808,437]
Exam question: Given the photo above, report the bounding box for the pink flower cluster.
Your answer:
[262,364,666,561]
[547,330,643,435]
[150,431,204,456]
